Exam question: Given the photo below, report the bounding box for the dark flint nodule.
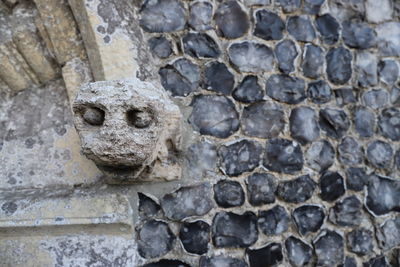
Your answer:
[214,0,249,39]
[266,74,306,104]
[214,180,245,208]
[246,172,277,206]
[307,80,332,104]
[182,33,220,58]
[316,13,340,45]
[258,205,289,235]
[232,76,264,103]
[290,106,320,144]
[263,138,303,174]
[305,140,335,172]
[302,45,324,79]
[319,108,350,139]
[202,61,234,95]
[319,171,345,202]
[277,174,316,203]
[329,195,362,227]
[254,10,285,41]
[275,39,298,74]
[314,230,344,266]
[326,47,352,85]
[179,220,210,255]
[293,205,325,235]
[246,243,283,267]
[287,15,316,42]
[285,236,313,267]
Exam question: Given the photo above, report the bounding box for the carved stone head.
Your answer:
[72,79,183,184]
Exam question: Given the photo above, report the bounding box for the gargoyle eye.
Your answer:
[82,107,105,126]
[127,109,153,128]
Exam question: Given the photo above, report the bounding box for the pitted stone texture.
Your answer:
[315,14,340,45]
[214,180,245,208]
[161,183,214,221]
[246,243,283,267]
[182,33,220,58]
[241,101,285,138]
[376,216,400,250]
[203,61,234,95]
[228,41,275,73]
[73,80,183,183]
[218,139,262,176]
[376,22,400,57]
[212,211,258,248]
[159,58,200,96]
[138,219,175,259]
[319,107,350,139]
[365,175,400,216]
[342,20,376,49]
[214,0,249,39]
[232,76,264,103]
[254,10,285,41]
[140,0,186,33]
[338,136,364,166]
[293,205,325,235]
[287,15,316,42]
[366,140,393,169]
[263,138,303,174]
[277,174,316,203]
[355,51,378,88]
[378,108,400,141]
[290,106,320,144]
[189,95,239,138]
[354,106,375,138]
[266,74,306,104]
[347,228,374,255]
[305,140,335,172]
[314,230,344,266]
[199,256,248,267]
[179,220,210,255]
[285,236,313,267]
[362,89,389,110]
[307,80,332,104]
[329,195,362,227]
[302,44,324,79]
[326,47,352,85]
[319,171,345,202]
[246,172,277,206]
[275,39,298,74]
[189,1,213,31]
[258,205,290,235]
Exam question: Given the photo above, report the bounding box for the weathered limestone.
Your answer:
[73,79,183,183]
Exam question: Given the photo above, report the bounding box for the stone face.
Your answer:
[277,175,316,203]
[179,220,210,255]
[263,138,303,174]
[319,108,350,139]
[203,61,234,95]
[266,74,306,104]
[329,195,362,227]
[258,205,289,235]
[228,41,275,73]
[293,205,325,235]
[285,236,313,267]
[347,228,373,255]
[287,15,316,42]
[376,22,400,57]
[254,10,285,41]
[319,171,345,202]
[379,60,399,85]
[159,58,200,96]
[199,256,248,267]
[189,1,213,31]
[326,47,352,85]
[138,220,175,259]
[276,0,301,13]
[314,230,344,266]
[290,107,320,144]
[366,140,393,169]
[139,0,186,33]
[161,183,214,221]
[354,107,375,138]
[148,36,172,58]
[315,14,340,44]
[338,136,364,166]
[73,80,183,183]
[378,108,400,141]
[307,80,332,104]
[241,101,285,138]
[246,243,283,267]
[214,0,249,39]
[355,51,378,87]
[189,95,239,138]
[376,216,400,250]
[138,193,161,218]
[342,20,376,49]
[214,180,245,208]
[212,211,258,248]
[362,89,388,110]
[305,140,335,172]
[218,139,262,176]
[365,175,400,216]
[246,172,277,206]
[182,33,220,58]
[346,167,368,191]
[365,0,392,23]
[302,45,324,79]
[275,39,298,74]
[232,76,264,103]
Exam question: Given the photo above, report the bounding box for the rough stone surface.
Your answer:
[347,228,374,255]
[365,175,400,216]
[365,0,392,23]
[362,89,388,110]
[316,14,340,44]
[305,140,335,172]
[246,172,277,206]
[277,174,316,203]
[254,10,284,41]
[246,243,283,267]
[203,61,234,95]
[138,220,175,259]
[354,106,376,137]
[345,167,368,191]
[199,256,248,267]
[241,101,285,138]
[356,51,378,87]
[290,106,320,144]
[319,171,345,202]
[218,139,262,176]
[182,33,220,58]
[293,205,325,235]
[379,60,399,85]
[329,195,362,227]
[314,230,344,266]
[376,216,400,250]
[232,76,264,103]
[179,220,210,255]
[342,20,376,49]
[189,2,213,31]
[326,47,353,85]
[274,39,298,74]
[376,22,400,57]
[285,236,313,267]
[143,260,190,267]
[275,0,301,13]
[263,138,303,174]
[378,108,400,141]
[334,88,357,106]
[366,140,393,169]
[214,180,245,208]
[307,80,332,104]
[303,0,324,14]
[186,140,217,178]
[214,0,249,39]
[319,108,350,139]
[266,74,306,104]
[338,136,364,166]
[258,205,289,235]
[302,44,324,79]
[148,36,172,59]
[138,193,161,218]
[287,15,316,42]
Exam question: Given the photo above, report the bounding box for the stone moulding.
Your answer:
[73,79,183,184]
